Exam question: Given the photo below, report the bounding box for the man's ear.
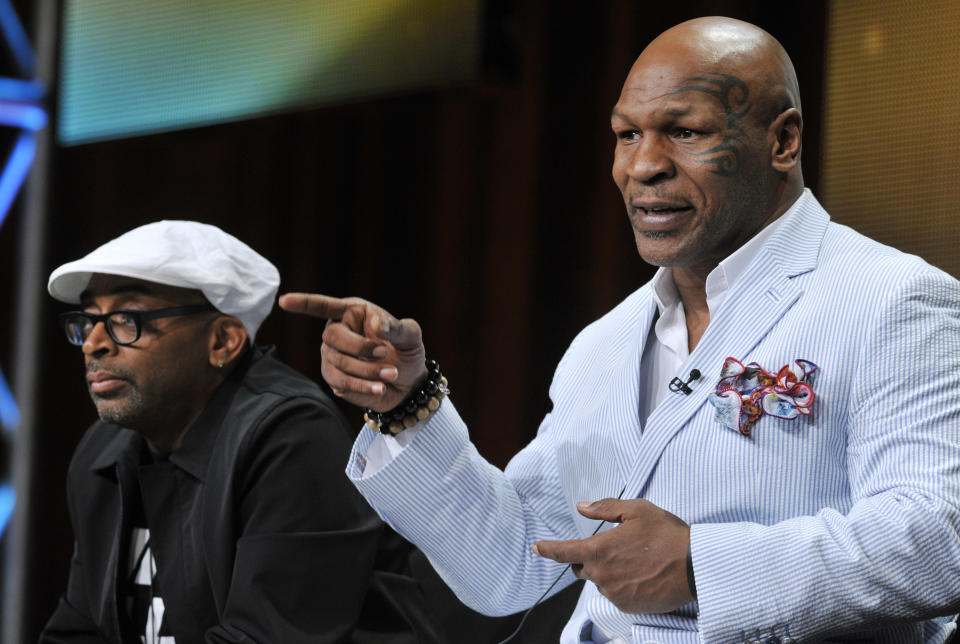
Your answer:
[208,316,248,369]
[770,107,802,172]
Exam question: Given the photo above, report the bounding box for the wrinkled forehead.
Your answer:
[615,66,740,115]
[624,38,720,94]
[614,43,761,122]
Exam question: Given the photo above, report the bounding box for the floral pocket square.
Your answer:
[708,357,818,437]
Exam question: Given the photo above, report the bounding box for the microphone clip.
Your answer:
[668,369,701,395]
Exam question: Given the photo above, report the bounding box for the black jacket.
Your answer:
[40,346,440,643]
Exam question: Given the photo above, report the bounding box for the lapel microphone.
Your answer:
[668,369,701,395]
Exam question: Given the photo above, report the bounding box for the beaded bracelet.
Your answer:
[363,359,449,435]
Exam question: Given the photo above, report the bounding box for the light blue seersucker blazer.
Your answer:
[348,190,960,643]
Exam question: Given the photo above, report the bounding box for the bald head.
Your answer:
[641,17,801,123]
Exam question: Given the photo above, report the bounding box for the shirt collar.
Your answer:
[651,266,678,315]
[650,189,810,317]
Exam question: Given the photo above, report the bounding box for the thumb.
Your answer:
[576,498,638,523]
[371,315,424,353]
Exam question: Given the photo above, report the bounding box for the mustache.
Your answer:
[627,191,688,203]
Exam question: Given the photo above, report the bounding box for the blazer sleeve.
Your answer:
[349,395,582,617]
[203,397,384,644]
[691,267,960,642]
[38,543,110,644]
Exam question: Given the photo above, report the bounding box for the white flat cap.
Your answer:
[48,220,280,340]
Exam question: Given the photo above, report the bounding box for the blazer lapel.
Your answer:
[621,191,831,499]
[605,292,658,488]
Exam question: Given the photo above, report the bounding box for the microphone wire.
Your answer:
[496,485,627,644]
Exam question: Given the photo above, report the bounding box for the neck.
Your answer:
[140,370,230,455]
[672,267,710,352]
[670,181,803,351]
[140,399,207,455]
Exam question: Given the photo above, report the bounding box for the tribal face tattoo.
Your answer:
[670,72,752,177]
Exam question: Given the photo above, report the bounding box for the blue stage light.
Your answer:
[0,101,46,130]
[0,77,44,102]
[0,484,14,539]
[0,367,18,432]
[0,0,35,76]
[0,132,35,230]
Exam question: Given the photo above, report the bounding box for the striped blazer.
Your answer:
[349,191,960,643]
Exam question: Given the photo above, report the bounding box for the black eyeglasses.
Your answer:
[59,304,216,346]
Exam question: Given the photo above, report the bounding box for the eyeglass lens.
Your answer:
[63,311,140,346]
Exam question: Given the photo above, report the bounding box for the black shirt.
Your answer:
[41,346,440,643]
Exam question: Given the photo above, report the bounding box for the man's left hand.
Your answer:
[533,498,693,614]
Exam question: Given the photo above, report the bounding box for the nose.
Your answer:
[81,320,117,357]
[625,135,675,184]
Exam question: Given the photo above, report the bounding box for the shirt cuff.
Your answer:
[359,425,423,479]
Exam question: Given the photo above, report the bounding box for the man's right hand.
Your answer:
[278,293,427,412]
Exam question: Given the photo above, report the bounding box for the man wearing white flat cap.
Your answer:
[40,221,438,643]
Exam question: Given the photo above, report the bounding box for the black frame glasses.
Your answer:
[59,304,216,346]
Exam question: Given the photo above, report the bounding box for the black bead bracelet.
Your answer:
[363,359,449,435]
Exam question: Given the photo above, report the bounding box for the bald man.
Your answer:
[282,17,960,644]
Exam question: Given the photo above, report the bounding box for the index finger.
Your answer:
[279,293,357,320]
[532,538,588,565]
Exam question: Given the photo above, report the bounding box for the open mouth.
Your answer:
[635,205,691,215]
[632,204,693,229]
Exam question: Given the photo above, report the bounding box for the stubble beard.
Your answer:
[640,230,675,240]
[90,385,151,430]
[633,226,693,268]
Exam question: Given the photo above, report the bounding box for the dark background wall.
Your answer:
[9,1,827,640]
